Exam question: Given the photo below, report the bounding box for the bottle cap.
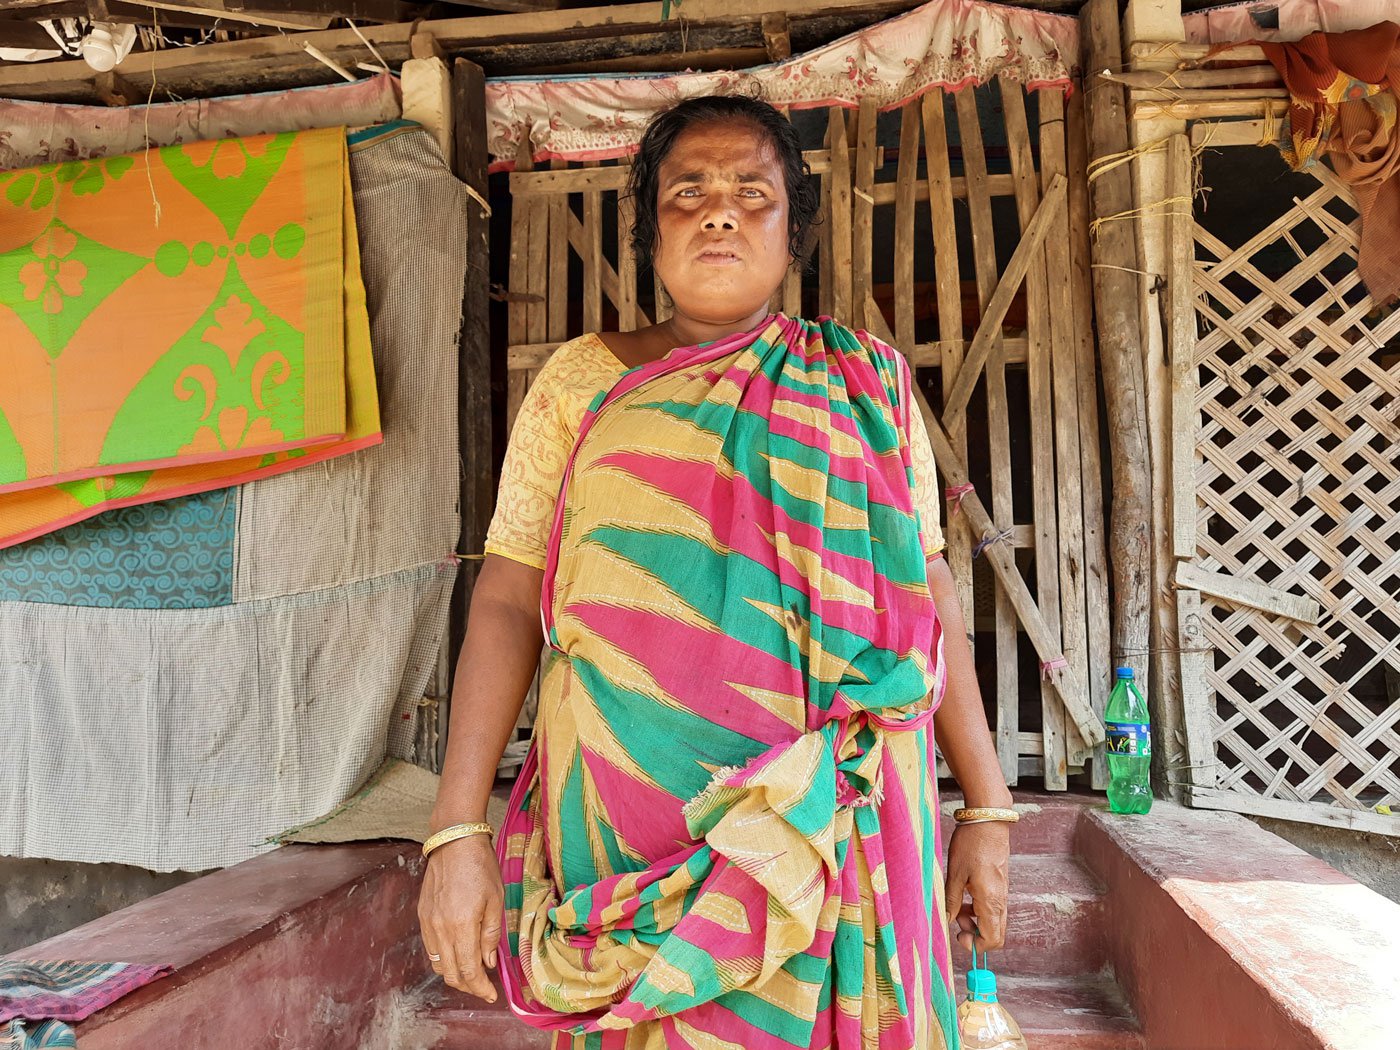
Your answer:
[966,967,999,1004]
[1115,666,1135,679]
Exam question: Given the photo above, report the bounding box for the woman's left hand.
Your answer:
[944,821,1011,953]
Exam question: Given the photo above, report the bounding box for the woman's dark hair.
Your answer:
[626,95,820,272]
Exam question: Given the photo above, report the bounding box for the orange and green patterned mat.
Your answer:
[0,126,378,549]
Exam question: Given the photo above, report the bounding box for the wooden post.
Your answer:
[1082,0,1155,702]
[446,57,491,766]
[1126,0,1191,803]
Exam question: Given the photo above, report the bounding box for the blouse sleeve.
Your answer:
[484,338,617,570]
[906,397,947,559]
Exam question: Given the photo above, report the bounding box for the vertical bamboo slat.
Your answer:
[1068,87,1112,788]
[827,107,853,325]
[894,102,920,349]
[955,87,1012,774]
[618,192,639,331]
[506,141,533,434]
[525,166,549,414]
[1038,88,1094,773]
[1000,79,1068,788]
[548,161,569,345]
[818,111,835,319]
[853,97,878,332]
[582,161,603,334]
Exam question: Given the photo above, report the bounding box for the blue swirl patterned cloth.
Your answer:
[0,488,234,608]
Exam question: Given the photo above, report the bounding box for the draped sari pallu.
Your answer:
[498,316,961,1050]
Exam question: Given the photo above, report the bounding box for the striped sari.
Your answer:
[497,315,959,1049]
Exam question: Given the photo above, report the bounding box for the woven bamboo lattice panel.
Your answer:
[500,81,1110,788]
[1186,170,1400,832]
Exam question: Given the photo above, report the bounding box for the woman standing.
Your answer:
[419,95,1015,1050]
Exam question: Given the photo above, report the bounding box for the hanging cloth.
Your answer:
[1263,21,1400,303]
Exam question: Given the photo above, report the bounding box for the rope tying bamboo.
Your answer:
[944,483,975,517]
[971,527,1014,559]
[1086,135,1170,184]
[1089,195,1192,239]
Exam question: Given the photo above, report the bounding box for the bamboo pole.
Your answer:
[1082,0,1154,687]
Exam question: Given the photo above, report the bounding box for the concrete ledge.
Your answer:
[1077,800,1400,1050]
[7,843,431,1049]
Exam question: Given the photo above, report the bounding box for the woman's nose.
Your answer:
[700,205,738,230]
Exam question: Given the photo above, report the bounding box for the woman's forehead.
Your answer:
[659,122,783,178]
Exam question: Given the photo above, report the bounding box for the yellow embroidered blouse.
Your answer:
[484,332,946,570]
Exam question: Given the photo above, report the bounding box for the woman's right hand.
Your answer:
[418,834,505,1001]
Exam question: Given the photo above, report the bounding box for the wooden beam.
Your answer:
[1083,0,1154,681]
[0,0,277,30]
[1134,98,1288,121]
[941,173,1066,428]
[914,386,1106,748]
[436,0,560,10]
[524,45,766,76]
[1190,119,1277,148]
[1186,787,1399,835]
[139,0,332,31]
[0,0,925,101]
[760,12,790,61]
[1173,563,1322,625]
[1126,40,1267,64]
[446,56,492,763]
[1102,65,1281,90]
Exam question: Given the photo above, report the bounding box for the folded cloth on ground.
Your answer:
[0,961,172,1025]
[0,126,378,548]
[5,1019,76,1049]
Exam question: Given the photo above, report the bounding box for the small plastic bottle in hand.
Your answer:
[957,949,1028,1050]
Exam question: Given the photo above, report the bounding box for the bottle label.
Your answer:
[1106,721,1152,758]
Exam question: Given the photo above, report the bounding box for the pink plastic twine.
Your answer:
[1040,656,1069,680]
[944,483,976,517]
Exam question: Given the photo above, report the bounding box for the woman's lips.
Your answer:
[696,250,741,265]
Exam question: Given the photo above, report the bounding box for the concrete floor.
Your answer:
[1247,817,1400,905]
[0,856,205,955]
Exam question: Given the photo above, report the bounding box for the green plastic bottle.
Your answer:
[1105,666,1153,814]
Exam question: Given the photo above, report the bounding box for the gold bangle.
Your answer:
[953,807,1020,824]
[422,821,494,858]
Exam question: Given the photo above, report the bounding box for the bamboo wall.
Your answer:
[502,78,1111,789]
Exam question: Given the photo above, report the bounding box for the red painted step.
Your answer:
[949,853,1108,977]
[990,974,1146,1050]
[425,973,1145,1050]
[428,999,550,1050]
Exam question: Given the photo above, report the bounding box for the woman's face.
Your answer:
[650,120,793,328]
